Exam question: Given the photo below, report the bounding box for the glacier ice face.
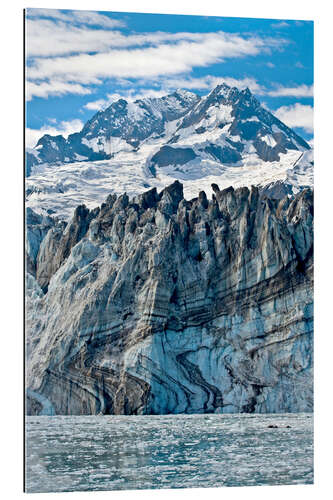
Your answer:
[25,181,313,415]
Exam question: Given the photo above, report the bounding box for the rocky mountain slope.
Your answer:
[25,84,312,220]
[26,181,313,415]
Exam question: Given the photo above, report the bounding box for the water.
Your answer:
[25,413,313,493]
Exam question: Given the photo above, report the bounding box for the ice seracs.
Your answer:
[26,181,313,415]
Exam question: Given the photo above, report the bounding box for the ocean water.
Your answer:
[25,413,313,493]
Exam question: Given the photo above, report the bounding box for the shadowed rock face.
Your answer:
[204,144,242,164]
[26,181,313,415]
[151,146,197,168]
[25,208,65,278]
[36,204,99,292]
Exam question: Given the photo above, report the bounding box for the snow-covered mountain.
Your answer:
[26,84,313,219]
[26,89,200,172]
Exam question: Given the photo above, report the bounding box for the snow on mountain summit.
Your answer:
[26,84,313,220]
[27,84,309,172]
[26,89,201,172]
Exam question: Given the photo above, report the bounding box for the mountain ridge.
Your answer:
[26,84,309,172]
[25,83,313,220]
[26,88,201,172]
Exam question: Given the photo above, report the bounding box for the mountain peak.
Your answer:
[213,82,232,92]
[208,82,232,98]
[242,86,252,95]
[173,88,199,100]
[209,83,257,103]
[26,84,310,179]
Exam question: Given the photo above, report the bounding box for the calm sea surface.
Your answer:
[25,413,313,492]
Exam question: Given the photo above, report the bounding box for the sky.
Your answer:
[25,8,314,148]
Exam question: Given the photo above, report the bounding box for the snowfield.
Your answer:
[26,142,313,221]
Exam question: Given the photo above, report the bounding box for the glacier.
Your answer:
[26,181,313,415]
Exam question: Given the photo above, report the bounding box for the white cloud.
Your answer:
[27,32,271,82]
[274,103,313,133]
[271,21,290,28]
[26,19,126,57]
[160,75,266,94]
[26,80,92,101]
[65,10,125,29]
[26,119,84,148]
[267,84,313,97]
[26,15,275,59]
[26,8,125,29]
[83,98,112,111]
[25,10,288,101]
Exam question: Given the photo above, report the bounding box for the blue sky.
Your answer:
[25,8,313,148]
